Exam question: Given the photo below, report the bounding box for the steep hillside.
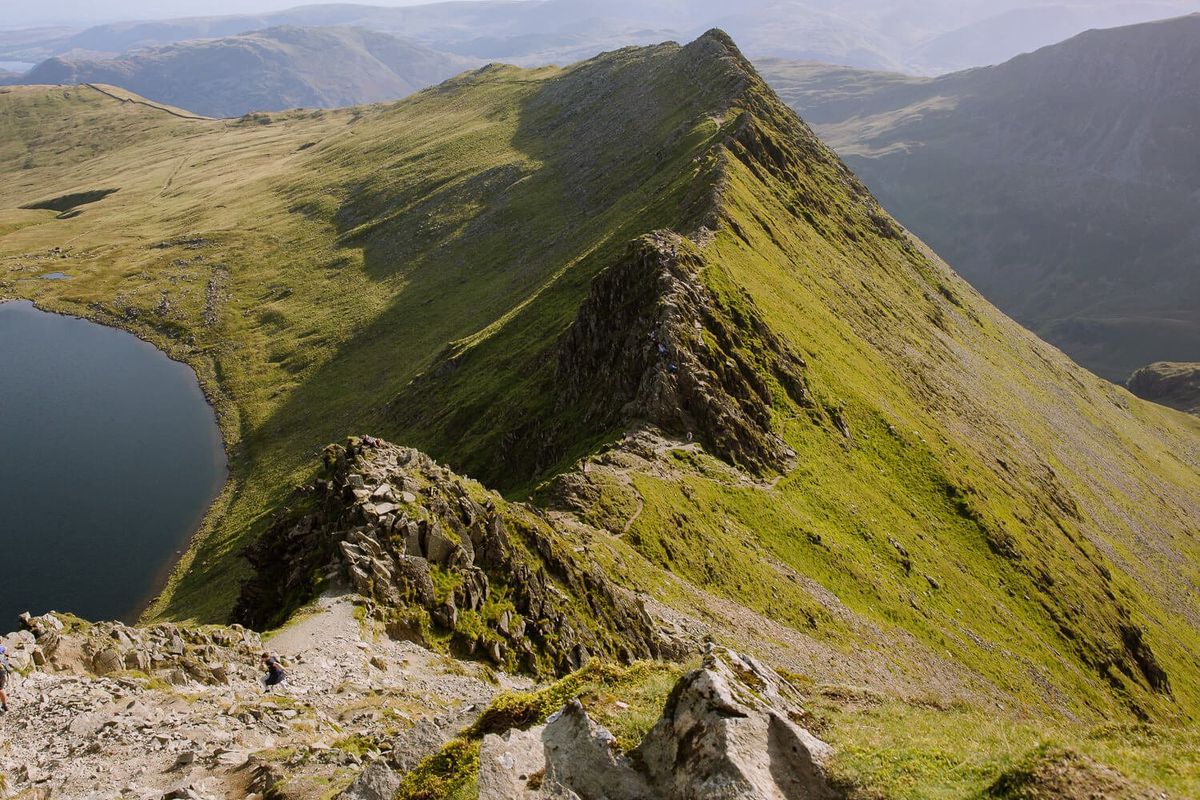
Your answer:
[1128,362,1200,415]
[2,30,1200,795]
[14,26,476,118]
[761,14,1200,380]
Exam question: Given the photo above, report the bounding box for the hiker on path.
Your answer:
[0,645,12,712]
[260,651,287,692]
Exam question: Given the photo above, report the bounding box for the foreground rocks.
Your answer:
[235,437,684,676]
[0,597,838,800]
[478,646,836,799]
[12,611,261,686]
[0,596,521,800]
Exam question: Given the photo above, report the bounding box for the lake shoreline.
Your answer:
[0,297,230,624]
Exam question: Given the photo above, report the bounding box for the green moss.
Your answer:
[429,566,462,606]
[469,660,681,749]
[389,659,679,797]
[331,734,377,758]
[394,737,480,800]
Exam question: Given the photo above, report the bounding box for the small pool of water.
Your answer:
[39,272,71,280]
[0,301,226,624]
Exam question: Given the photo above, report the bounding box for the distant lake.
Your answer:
[0,301,226,625]
[0,61,34,73]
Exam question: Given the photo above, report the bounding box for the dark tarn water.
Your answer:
[0,301,225,625]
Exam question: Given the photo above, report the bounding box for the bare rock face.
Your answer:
[339,763,404,800]
[234,437,680,676]
[554,231,811,475]
[478,647,835,799]
[633,648,835,800]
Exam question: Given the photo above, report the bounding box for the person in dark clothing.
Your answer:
[260,652,286,692]
[0,645,11,712]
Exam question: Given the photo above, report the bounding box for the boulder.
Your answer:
[479,726,550,800]
[338,763,402,800]
[633,648,835,799]
[477,647,834,799]
[92,647,124,675]
[542,700,650,799]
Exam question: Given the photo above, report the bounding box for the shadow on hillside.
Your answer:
[242,38,739,500]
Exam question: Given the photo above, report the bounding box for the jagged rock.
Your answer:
[478,647,834,799]
[633,648,835,799]
[235,437,677,676]
[542,700,651,799]
[552,231,812,475]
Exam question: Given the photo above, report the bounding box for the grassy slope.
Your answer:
[2,34,1200,792]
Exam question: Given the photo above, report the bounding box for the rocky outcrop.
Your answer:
[235,437,681,676]
[1127,361,1200,415]
[10,611,263,685]
[0,595,513,800]
[478,646,836,799]
[554,231,811,475]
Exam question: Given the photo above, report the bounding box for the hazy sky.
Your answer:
[0,0,440,27]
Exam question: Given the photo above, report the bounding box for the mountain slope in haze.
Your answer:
[761,14,1200,381]
[913,0,1200,72]
[2,31,1200,794]
[14,26,477,118]
[6,0,1200,74]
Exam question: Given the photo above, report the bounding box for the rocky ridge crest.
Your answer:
[554,230,811,475]
[235,437,684,677]
[1127,361,1200,415]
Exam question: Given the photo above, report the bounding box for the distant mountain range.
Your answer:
[4,0,1200,75]
[10,26,476,118]
[762,14,1200,381]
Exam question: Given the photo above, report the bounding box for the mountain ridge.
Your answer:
[2,29,1200,795]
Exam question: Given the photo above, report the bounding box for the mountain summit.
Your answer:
[2,29,1200,796]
